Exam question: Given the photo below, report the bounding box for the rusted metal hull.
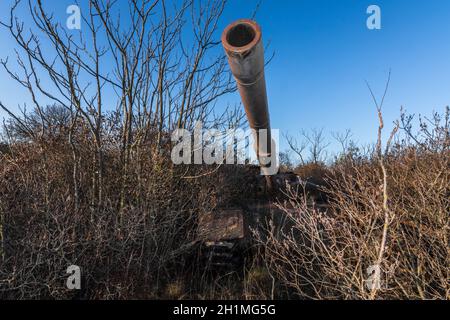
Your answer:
[198,209,245,242]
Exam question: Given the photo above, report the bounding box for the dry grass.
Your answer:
[0,132,252,299]
[0,108,448,300]
[254,108,449,300]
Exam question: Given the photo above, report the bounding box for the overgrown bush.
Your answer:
[255,108,449,300]
[0,129,257,299]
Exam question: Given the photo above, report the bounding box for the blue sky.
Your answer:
[1,0,449,158]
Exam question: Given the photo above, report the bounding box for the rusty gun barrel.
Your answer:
[222,19,275,188]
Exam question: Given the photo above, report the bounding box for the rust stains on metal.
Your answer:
[198,209,245,242]
[222,19,274,189]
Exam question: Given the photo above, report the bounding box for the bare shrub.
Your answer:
[255,108,449,300]
[0,0,247,300]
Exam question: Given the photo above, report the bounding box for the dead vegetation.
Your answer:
[0,106,448,300]
[0,0,448,300]
[254,107,449,300]
[0,127,257,299]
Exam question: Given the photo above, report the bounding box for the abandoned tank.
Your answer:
[198,19,327,268]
